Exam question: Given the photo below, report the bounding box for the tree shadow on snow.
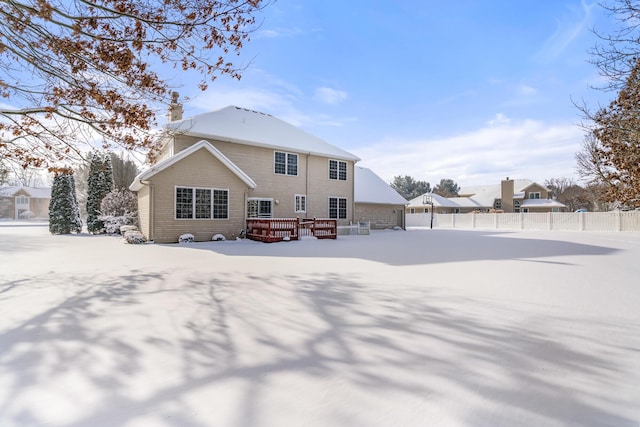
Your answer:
[0,269,637,426]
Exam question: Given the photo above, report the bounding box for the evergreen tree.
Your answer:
[86,152,115,233]
[390,175,431,200]
[103,153,114,194]
[109,152,140,190]
[49,172,82,234]
[433,178,460,198]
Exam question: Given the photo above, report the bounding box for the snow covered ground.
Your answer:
[1,222,639,427]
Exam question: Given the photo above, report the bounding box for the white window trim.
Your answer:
[328,196,348,219]
[295,194,307,213]
[174,186,229,220]
[328,159,348,181]
[247,197,274,218]
[274,151,298,176]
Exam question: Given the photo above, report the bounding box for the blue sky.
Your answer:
[173,0,617,187]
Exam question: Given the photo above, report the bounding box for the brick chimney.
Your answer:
[501,177,514,212]
[167,91,183,122]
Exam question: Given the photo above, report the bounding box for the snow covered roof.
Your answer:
[165,106,360,162]
[458,179,533,206]
[407,193,460,208]
[130,140,257,191]
[0,186,51,198]
[447,196,487,208]
[354,167,407,205]
[521,198,566,208]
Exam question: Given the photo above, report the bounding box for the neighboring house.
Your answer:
[130,104,363,243]
[406,178,566,214]
[0,186,51,220]
[354,166,407,229]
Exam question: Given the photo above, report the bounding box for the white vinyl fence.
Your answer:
[406,211,640,232]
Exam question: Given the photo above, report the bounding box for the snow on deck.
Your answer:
[1,223,639,427]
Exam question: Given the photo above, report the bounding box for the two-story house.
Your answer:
[0,186,51,220]
[130,104,361,243]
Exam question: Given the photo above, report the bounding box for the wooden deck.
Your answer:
[246,218,337,243]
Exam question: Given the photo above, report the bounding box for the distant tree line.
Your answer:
[390,176,460,200]
[390,174,614,212]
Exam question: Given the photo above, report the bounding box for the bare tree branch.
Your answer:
[0,0,267,172]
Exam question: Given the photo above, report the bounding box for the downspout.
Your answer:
[244,186,254,236]
[306,153,310,217]
[351,161,358,224]
[138,179,154,241]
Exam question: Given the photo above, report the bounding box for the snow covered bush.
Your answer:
[212,233,226,241]
[98,189,138,234]
[179,233,194,243]
[123,230,146,244]
[120,225,138,234]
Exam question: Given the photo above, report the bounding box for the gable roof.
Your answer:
[355,167,407,205]
[129,140,257,191]
[0,186,51,198]
[165,106,360,162]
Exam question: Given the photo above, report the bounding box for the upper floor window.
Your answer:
[274,151,298,176]
[329,159,347,181]
[514,200,521,213]
[529,192,541,199]
[495,199,502,209]
[295,194,306,213]
[16,195,29,205]
[176,187,228,219]
[329,197,347,219]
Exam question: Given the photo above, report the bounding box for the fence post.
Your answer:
[579,212,585,231]
[548,212,553,231]
[616,211,622,232]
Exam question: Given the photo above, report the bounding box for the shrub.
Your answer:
[120,225,138,234]
[179,233,194,243]
[98,189,138,234]
[124,230,146,244]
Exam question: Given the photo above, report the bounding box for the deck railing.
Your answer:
[246,218,337,242]
[246,218,299,243]
[309,218,337,239]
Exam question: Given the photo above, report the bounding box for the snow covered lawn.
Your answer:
[1,222,639,427]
